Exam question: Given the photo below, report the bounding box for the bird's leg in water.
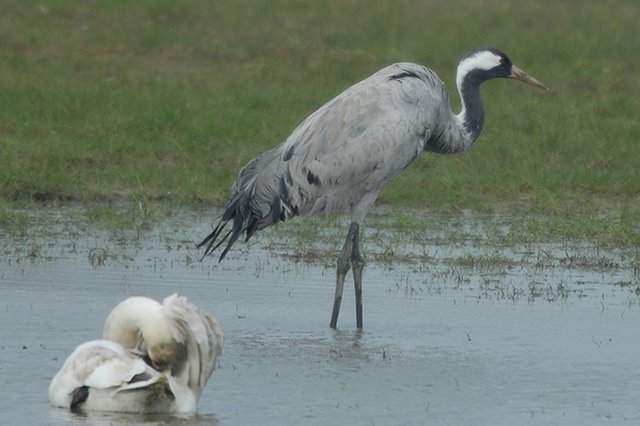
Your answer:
[330,222,359,329]
[351,224,364,328]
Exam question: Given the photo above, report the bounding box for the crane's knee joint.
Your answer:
[337,255,351,273]
[351,256,365,270]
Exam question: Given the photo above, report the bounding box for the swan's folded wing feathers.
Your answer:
[49,340,161,409]
[84,356,148,390]
[161,294,224,389]
[58,341,126,383]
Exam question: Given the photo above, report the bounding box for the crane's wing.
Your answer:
[161,294,224,394]
[199,63,447,260]
[280,63,447,217]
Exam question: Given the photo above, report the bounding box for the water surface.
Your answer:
[1,206,639,425]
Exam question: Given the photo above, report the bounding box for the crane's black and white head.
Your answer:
[456,47,548,91]
[452,47,547,141]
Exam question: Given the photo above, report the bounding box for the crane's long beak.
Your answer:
[509,65,548,90]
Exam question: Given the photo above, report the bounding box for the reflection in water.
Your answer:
[332,328,364,344]
[330,328,365,356]
[48,407,219,425]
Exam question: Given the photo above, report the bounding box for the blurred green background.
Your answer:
[1,0,639,212]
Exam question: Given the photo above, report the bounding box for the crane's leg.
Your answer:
[330,222,359,329]
[351,224,364,329]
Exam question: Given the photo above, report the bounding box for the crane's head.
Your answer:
[457,47,548,90]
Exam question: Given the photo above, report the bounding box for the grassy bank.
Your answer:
[1,0,639,213]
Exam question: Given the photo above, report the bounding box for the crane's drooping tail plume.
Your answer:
[197,145,295,261]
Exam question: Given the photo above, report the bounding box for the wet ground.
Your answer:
[1,206,639,425]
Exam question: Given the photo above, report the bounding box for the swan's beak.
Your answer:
[509,65,548,90]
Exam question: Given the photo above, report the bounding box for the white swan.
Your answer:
[49,294,224,414]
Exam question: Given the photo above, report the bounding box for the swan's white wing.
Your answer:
[49,340,160,409]
[83,349,148,389]
[161,294,224,393]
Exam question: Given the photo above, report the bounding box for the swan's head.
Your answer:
[103,296,180,372]
[146,340,186,373]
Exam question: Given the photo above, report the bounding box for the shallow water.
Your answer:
[1,206,639,425]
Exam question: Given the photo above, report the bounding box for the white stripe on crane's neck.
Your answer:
[455,49,502,118]
[456,50,502,92]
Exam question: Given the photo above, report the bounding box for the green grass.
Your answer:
[1,0,639,216]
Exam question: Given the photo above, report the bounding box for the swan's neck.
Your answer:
[103,297,176,368]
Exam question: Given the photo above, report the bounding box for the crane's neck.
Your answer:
[428,66,487,155]
[455,68,486,144]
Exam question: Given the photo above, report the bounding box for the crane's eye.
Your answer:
[499,58,505,65]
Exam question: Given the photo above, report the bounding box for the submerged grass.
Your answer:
[507,207,640,247]
[83,198,159,234]
[3,203,639,306]
[0,201,28,227]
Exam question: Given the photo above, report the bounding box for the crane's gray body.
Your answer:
[224,63,469,239]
